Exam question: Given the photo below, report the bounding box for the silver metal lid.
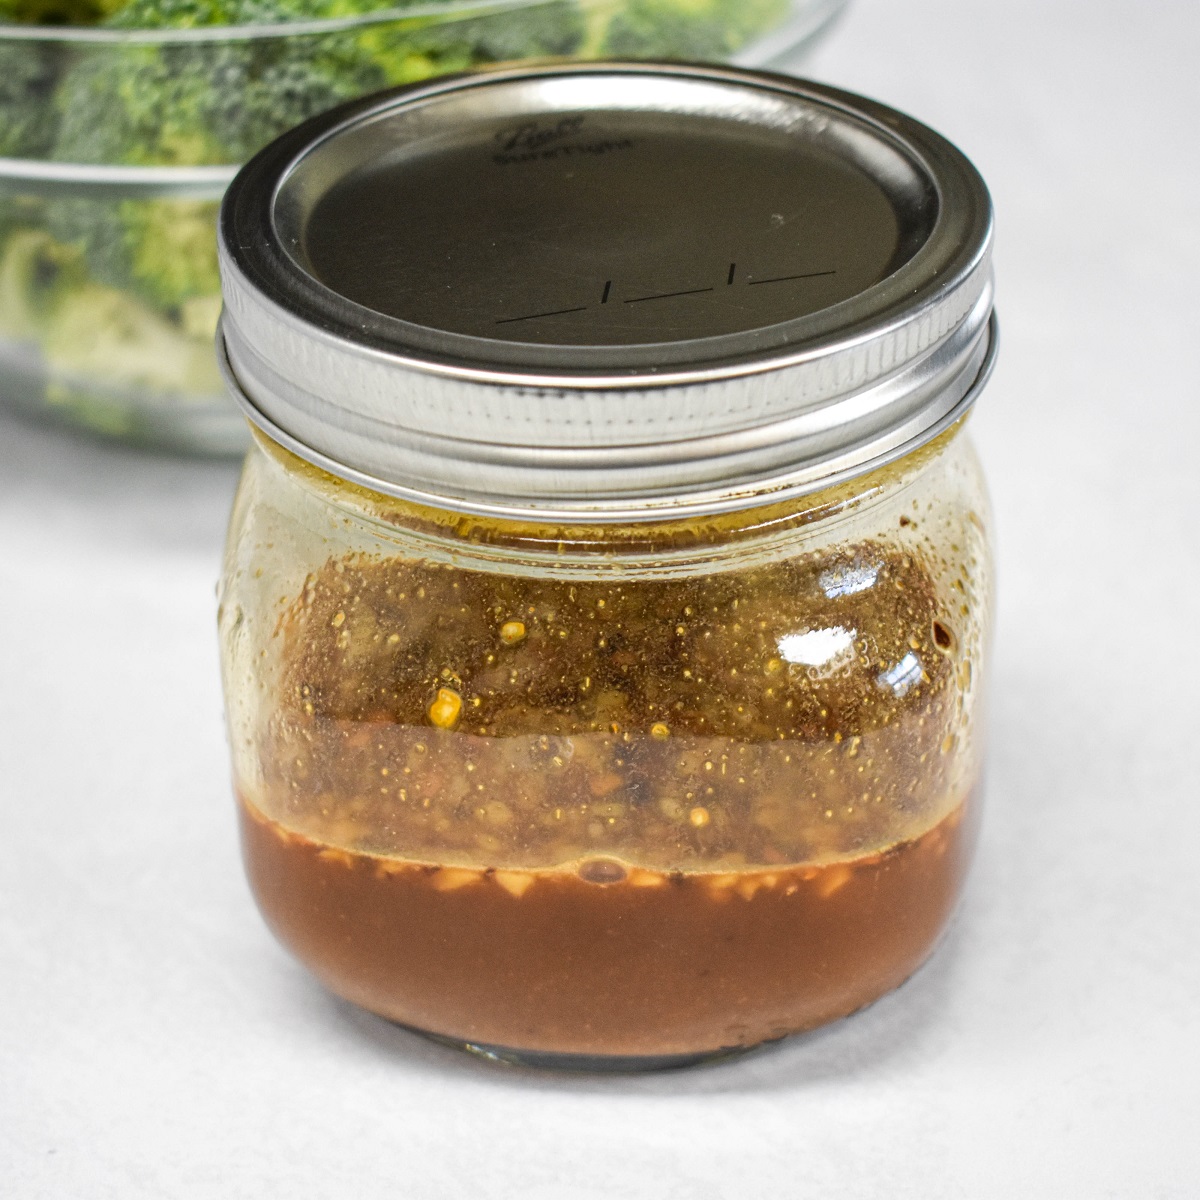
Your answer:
[217,62,995,521]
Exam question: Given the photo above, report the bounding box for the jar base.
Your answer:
[410,1027,774,1073]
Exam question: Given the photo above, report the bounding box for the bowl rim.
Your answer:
[0,0,844,43]
[0,0,561,43]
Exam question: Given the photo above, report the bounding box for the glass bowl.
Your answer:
[0,0,848,454]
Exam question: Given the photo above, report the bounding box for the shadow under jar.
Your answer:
[216,62,996,1070]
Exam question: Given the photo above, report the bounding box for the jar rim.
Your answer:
[222,312,996,524]
[218,62,996,521]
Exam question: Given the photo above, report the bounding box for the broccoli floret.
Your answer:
[4,0,796,443]
[601,0,788,59]
[40,278,223,394]
[46,0,400,321]
[54,0,394,167]
[50,0,590,165]
[0,226,86,340]
[0,0,123,24]
[0,225,222,402]
[377,1,585,81]
[52,38,382,167]
[45,192,222,316]
[44,0,587,320]
[0,43,63,157]
[25,0,785,409]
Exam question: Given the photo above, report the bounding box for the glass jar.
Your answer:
[216,63,996,1068]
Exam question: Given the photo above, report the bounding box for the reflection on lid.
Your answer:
[778,627,856,668]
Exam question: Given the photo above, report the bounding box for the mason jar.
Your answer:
[216,63,996,1069]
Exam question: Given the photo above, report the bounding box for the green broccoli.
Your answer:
[44,0,586,321]
[0,0,124,24]
[0,221,221,410]
[0,225,84,341]
[53,0,395,167]
[44,0,397,340]
[373,0,585,82]
[600,0,789,59]
[27,0,787,306]
[0,43,63,157]
[1,0,797,443]
[44,191,222,312]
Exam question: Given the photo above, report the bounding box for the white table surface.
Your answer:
[3,1,1199,1195]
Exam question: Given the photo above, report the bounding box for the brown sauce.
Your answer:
[237,538,980,1059]
[240,793,975,1058]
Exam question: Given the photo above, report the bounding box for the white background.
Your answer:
[3,0,1198,1194]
